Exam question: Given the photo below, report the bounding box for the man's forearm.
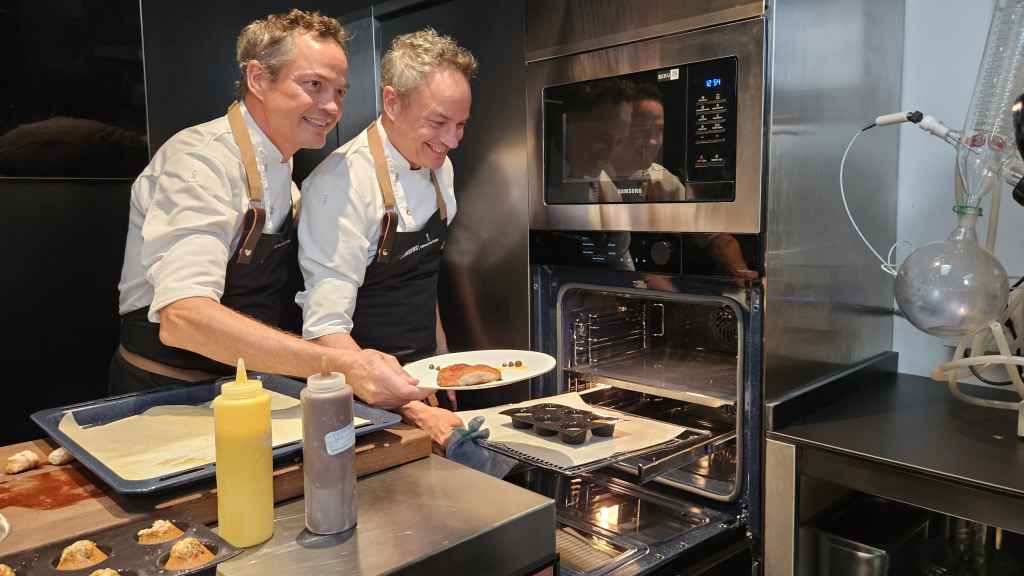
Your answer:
[159,297,342,377]
[314,331,362,352]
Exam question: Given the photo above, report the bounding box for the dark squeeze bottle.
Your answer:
[301,368,357,534]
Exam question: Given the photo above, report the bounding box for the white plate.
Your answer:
[408,349,556,391]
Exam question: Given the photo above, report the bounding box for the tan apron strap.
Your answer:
[227,102,266,264]
[367,119,448,263]
[118,344,216,383]
[227,102,263,205]
[367,121,400,264]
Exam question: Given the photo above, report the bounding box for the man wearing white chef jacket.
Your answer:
[298,28,476,449]
[112,10,429,410]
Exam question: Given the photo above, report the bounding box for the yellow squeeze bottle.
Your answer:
[213,358,274,547]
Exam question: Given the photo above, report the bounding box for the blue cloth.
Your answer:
[445,416,518,478]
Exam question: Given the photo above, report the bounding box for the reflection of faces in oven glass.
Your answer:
[613,98,665,176]
[565,102,632,178]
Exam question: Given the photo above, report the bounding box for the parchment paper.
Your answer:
[58,391,369,481]
[456,392,683,469]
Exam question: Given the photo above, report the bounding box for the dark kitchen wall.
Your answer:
[1,0,143,445]
[0,179,131,445]
[140,1,367,182]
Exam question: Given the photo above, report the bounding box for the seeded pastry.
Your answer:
[436,364,501,387]
[4,451,40,475]
[89,569,119,576]
[56,540,107,571]
[137,519,184,545]
[164,537,215,571]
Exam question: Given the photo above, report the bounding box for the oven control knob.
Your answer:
[650,240,673,266]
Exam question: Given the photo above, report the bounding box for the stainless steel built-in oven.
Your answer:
[527,11,764,233]
[520,0,904,573]
[520,229,763,575]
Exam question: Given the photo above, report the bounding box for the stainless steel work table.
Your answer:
[217,455,556,576]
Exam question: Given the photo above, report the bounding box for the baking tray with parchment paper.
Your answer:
[30,374,400,495]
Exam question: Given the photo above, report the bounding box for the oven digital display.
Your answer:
[686,58,738,184]
[542,57,737,205]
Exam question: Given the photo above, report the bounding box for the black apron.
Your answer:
[111,102,299,393]
[349,121,448,365]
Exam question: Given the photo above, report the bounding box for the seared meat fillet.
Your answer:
[436,364,501,387]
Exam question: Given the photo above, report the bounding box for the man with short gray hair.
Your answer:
[299,28,477,448]
[113,10,428,409]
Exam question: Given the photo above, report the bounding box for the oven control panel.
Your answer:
[531,231,682,274]
[531,230,762,278]
[686,57,738,183]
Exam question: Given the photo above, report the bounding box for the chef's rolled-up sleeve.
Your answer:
[142,152,240,323]
[297,153,377,340]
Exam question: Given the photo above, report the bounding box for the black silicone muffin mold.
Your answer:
[500,403,620,444]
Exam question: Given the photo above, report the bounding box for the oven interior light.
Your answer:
[594,504,620,528]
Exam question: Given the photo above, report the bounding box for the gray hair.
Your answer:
[235,9,349,100]
[380,28,478,98]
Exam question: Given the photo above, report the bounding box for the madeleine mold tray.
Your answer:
[0,516,241,576]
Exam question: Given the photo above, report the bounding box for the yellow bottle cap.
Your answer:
[222,358,262,397]
[236,357,248,384]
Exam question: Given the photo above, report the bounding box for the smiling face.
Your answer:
[381,66,472,170]
[612,98,666,175]
[565,101,632,178]
[246,32,348,159]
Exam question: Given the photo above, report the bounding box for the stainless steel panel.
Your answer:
[765,439,798,576]
[217,456,555,576]
[797,445,1024,536]
[527,19,764,233]
[525,0,765,63]
[763,0,903,400]
[379,0,531,359]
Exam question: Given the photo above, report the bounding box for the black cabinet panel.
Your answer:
[140,1,354,182]
[0,180,130,445]
[0,0,148,178]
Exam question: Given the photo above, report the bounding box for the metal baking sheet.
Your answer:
[0,515,240,576]
[572,348,738,408]
[30,375,400,495]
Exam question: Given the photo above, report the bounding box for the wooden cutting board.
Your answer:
[0,426,429,556]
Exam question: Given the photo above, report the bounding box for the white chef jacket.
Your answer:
[117,103,298,323]
[297,118,457,340]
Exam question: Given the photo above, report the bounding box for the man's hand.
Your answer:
[401,401,463,452]
[339,349,428,408]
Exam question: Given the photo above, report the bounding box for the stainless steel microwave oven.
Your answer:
[527,17,764,233]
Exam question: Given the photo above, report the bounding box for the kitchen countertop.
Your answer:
[216,455,556,576]
[0,425,431,556]
[769,369,1024,498]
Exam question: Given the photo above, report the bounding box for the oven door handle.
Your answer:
[636,430,736,483]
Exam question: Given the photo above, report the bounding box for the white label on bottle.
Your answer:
[325,424,355,456]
